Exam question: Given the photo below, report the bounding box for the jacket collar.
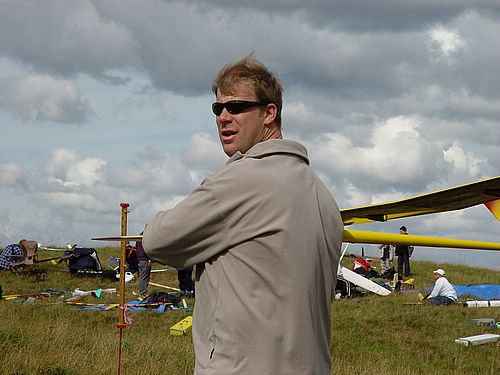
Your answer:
[227,139,309,165]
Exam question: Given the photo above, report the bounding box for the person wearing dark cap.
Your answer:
[394,226,413,280]
[426,268,457,305]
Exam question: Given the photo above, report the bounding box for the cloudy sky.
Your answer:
[0,1,498,263]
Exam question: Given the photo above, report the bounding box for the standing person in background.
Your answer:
[143,53,343,375]
[426,268,457,305]
[378,243,393,274]
[135,230,151,298]
[177,267,194,297]
[125,243,139,274]
[395,226,413,280]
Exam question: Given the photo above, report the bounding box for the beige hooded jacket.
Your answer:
[143,139,343,375]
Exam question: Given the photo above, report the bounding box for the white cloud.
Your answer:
[310,116,436,189]
[0,217,16,239]
[147,157,193,194]
[46,149,107,188]
[429,26,464,62]
[45,149,79,178]
[443,142,486,177]
[184,132,224,166]
[0,74,93,123]
[0,162,24,186]
[184,132,227,182]
[41,192,106,211]
[149,195,187,216]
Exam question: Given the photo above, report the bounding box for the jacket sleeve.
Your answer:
[142,182,228,269]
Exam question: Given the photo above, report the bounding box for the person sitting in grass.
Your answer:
[0,242,23,270]
[426,268,457,305]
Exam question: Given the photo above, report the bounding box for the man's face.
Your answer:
[215,83,269,157]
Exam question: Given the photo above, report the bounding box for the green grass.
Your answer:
[0,248,498,374]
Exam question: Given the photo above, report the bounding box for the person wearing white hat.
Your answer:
[427,268,457,305]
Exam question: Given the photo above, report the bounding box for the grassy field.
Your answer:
[0,247,498,374]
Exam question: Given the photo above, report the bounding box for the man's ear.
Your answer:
[263,103,277,126]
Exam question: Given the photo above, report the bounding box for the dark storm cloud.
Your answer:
[0,0,139,79]
[188,0,500,32]
[1,0,498,102]
[90,0,249,95]
[1,0,497,153]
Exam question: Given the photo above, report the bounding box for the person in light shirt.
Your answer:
[427,268,458,305]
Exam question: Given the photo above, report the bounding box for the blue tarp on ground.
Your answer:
[426,284,500,300]
[452,284,500,300]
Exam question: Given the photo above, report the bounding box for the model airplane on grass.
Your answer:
[93,176,500,251]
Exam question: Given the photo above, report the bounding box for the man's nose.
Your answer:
[218,107,232,122]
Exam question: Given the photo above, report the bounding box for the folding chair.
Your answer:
[28,269,48,282]
[336,275,362,298]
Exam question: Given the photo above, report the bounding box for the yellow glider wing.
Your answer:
[94,231,500,251]
[93,177,500,250]
[343,230,500,251]
[341,176,500,225]
[92,235,143,241]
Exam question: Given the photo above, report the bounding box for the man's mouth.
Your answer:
[221,129,237,142]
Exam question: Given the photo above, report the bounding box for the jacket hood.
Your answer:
[227,139,310,165]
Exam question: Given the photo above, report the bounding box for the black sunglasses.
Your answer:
[212,100,270,116]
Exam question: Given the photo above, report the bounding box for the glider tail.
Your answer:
[484,199,500,221]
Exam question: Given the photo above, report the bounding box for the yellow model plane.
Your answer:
[93,176,500,251]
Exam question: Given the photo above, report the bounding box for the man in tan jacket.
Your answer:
[143,54,343,375]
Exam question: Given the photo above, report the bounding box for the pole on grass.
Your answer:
[117,202,129,375]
